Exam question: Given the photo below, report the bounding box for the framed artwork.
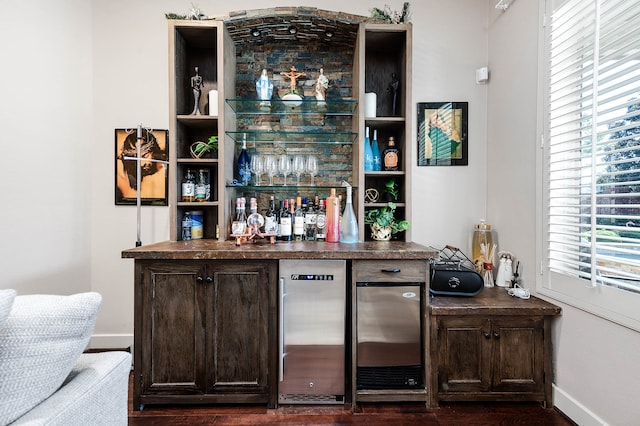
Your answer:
[115,128,169,205]
[417,102,468,166]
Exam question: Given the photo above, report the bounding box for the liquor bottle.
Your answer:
[236,133,251,185]
[340,183,359,243]
[326,188,340,243]
[279,198,292,241]
[315,199,326,241]
[264,196,278,234]
[181,211,192,240]
[364,126,374,171]
[276,199,284,239]
[195,169,208,202]
[371,129,382,171]
[231,197,247,235]
[247,197,264,234]
[305,196,317,241]
[383,136,400,171]
[181,169,195,202]
[293,196,305,241]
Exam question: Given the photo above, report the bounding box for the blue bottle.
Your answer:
[364,127,374,171]
[371,129,382,171]
[236,133,251,185]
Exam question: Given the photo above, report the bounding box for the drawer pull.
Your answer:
[196,276,204,284]
[483,332,491,339]
[381,268,401,273]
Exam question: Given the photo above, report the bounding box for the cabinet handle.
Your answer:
[196,276,204,284]
[381,268,401,273]
[493,332,500,339]
[483,332,491,339]
[206,276,213,284]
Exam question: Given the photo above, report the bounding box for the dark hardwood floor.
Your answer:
[128,375,576,425]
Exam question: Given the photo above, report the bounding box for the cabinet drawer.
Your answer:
[353,260,427,283]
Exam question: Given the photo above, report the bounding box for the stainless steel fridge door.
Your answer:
[356,282,423,389]
[279,259,346,404]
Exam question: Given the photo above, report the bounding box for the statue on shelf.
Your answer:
[280,66,306,95]
[388,73,399,116]
[190,66,203,115]
[315,68,329,103]
[255,69,274,108]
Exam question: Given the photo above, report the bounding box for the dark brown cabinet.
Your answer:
[133,259,277,410]
[429,288,560,407]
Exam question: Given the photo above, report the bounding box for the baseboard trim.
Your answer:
[89,333,134,351]
[554,384,609,426]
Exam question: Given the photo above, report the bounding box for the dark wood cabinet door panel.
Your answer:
[437,317,491,393]
[141,262,206,395]
[208,270,268,391]
[491,317,544,393]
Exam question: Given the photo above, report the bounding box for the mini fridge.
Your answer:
[279,259,346,404]
[356,281,423,389]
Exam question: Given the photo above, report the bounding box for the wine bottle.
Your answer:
[315,199,326,241]
[264,196,278,234]
[305,196,317,241]
[294,196,304,241]
[371,129,382,171]
[236,133,251,185]
[340,183,359,243]
[364,127,374,171]
[326,188,340,243]
[279,199,292,241]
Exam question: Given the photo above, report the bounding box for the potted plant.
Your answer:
[382,178,400,201]
[364,202,410,241]
[190,135,218,159]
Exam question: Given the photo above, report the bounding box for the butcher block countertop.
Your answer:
[122,240,438,261]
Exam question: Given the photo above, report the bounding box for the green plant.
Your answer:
[191,136,218,157]
[383,178,399,201]
[364,202,410,234]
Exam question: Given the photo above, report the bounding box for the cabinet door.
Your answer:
[205,260,276,395]
[490,317,544,394]
[140,262,206,396]
[437,317,491,393]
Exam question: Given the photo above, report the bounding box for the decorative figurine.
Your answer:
[280,66,306,108]
[388,72,399,116]
[280,66,306,95]
[255,69,273,108]
[315,68,329,103]
[190,66,203,115]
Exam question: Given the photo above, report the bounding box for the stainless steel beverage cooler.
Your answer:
[356,282,423,389]
[279,260,346,404]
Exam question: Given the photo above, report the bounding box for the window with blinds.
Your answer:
[545,0,640,303]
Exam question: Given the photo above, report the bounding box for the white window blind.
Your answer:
[546,0,640,299]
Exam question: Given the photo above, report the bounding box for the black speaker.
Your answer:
[430,263,484,296]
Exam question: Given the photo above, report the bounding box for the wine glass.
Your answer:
[250,155,264,186]
[278,154,291,186]
[306,155,318,185]
[264,155,278,186]
[292,155,306,186]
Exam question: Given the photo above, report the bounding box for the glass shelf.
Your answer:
[225,130,357,144]
[226,98,357,115]
[226,184,358,190]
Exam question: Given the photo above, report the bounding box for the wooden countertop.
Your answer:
[429,287,561,316]
[122,240,439,261]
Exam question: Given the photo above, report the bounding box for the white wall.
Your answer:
[486,1,640,425]
[0,0,93,296]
